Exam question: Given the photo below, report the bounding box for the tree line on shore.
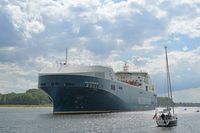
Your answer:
[0,89,51,105]
[157,97,200,107]
[0,89,199,106]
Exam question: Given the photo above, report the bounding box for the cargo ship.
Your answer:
[38,51,157,114]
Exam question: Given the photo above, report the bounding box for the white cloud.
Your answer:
[174,0,200,5]
[62,47,125,72]
[132,37,160,51]
[0,63,37,93]
[67,48,97,65]
[72,23,80,34]
[169,47,200,65]
[173,87,200,103]
[145,5,167,19]
[0,46,16,51]
[1,0,200,95]
[0,77,37,94]
[0,63,30,76]
[151,46,200,93]
[128,0,145,5]
[182,46,188,51]
[25,20,45,34]
[6,3,45,39]
[168,16,200,38]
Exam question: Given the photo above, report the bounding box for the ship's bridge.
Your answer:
[39,65,117,81]
[115,71,155,92]
[116,72,150,82]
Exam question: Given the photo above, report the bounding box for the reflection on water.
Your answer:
[0,107,199,133]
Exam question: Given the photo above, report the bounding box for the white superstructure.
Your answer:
[40,64,155,93]
[40,65,117,81]
[116,71,155,92]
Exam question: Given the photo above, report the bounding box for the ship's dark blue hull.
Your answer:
[46,87,128,113]
[38,75,157,113]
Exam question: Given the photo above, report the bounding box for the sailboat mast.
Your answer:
[165,46,175,114]
[165,46,170,109]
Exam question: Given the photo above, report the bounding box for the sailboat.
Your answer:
[154,46,178,127]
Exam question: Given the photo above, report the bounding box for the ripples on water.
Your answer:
[0,107,199,133]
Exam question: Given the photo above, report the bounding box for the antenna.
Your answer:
[64,48,68,65]
[123,62,128,72]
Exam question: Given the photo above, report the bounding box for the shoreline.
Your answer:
[0,104,53,107]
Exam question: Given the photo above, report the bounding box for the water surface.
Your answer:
[0,107,199,133]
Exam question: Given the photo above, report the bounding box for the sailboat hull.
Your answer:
[157,119,177,127]
[167,119,177,127]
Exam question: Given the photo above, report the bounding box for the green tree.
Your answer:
[0,89,51,105]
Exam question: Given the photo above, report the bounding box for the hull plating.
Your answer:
[38,75,157,113]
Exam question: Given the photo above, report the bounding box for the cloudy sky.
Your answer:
[0,0,200,102]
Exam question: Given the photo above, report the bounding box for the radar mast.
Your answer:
[64,48,68,65]
[123,62,129,72]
